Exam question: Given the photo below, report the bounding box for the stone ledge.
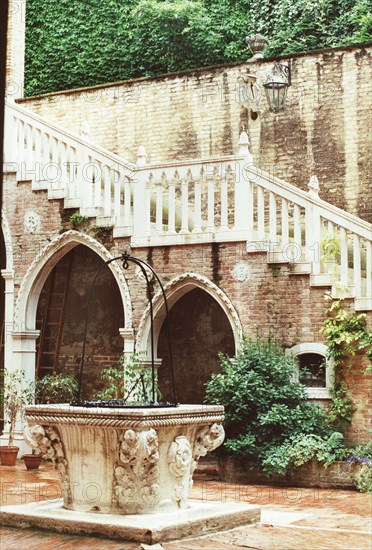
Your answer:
[0,499,261,545]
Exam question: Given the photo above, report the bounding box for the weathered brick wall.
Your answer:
[19,45,372,221]
[344,350,372,445]
[2,172,371,440]
[6,0,26,99]
[219,455,364,489]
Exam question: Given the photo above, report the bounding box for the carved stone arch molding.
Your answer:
[136,272,243,356]
[1,210,14,271]
[14,230,133,331]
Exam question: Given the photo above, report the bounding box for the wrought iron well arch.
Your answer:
[74,252,177,407]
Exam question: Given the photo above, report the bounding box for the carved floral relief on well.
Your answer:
[113,428,160,511]
[190,423,225,485]
[168,435,192,507]
[24,424,72,504]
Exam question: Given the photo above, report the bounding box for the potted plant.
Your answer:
[22,449,43,470]
[0,369,34,466]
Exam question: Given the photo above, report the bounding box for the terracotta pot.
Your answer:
[22,453,43,470]
[0,446,20,466]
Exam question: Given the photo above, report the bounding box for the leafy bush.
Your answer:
[320,296,372,370]
[346,441,372,464]
[93,352,162,403]
[354,464,372,493]
[25,0,372,96]
[35,372,78,404]
[205,337,336,474]
[262,432,346,475]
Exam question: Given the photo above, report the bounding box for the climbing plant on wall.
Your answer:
[25,0,372,96]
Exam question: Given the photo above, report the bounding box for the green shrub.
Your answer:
[35,372,78,404]
[205,337,335,474]
[262,432,346,475]
[93,352,162,404]
[354,464,372,493]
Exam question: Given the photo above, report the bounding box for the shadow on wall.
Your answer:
[157,287,235,404]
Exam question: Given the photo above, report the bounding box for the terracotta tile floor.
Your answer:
[1,460,371,549]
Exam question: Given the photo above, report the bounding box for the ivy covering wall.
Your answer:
[25,0,372,96]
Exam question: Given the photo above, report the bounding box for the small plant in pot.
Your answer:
[0,369,34,466]
[22,449,43,470]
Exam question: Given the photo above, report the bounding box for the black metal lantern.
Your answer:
[263,61,291,113]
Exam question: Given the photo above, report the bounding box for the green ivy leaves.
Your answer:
[24,0,372,96]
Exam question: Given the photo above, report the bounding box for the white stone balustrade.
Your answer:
[4,101,371,308]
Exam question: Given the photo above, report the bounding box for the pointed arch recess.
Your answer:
[14,230,132,330]
[136,272,243,355]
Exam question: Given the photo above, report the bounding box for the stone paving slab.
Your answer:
[0,499,261,545]
[0,461,371,549]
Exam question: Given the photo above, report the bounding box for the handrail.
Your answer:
[4,99,370,305]
[246,165,371,240]
[6,100,135,175]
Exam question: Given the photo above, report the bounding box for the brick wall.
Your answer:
[219,455,364,489]
[6,0,26,99]
[2,167,371,442]
[19,45,372,222]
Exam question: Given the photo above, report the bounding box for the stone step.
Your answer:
[79,207,104,218]
[113,224,133,239]
[355,297,372,311]
[288,261,312,275]
[95,216,115,227]
[47,188,66,200]
[310,273,335,287]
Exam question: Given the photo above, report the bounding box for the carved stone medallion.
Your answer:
[232,261,251,282]
[24,211,41,234]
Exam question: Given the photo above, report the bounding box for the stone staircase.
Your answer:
[4,100,371,311]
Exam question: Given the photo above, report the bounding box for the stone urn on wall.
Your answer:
[245,33,268,60]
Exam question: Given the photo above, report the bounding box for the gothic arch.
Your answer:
[136,272,243,356]
[14,230,133,331]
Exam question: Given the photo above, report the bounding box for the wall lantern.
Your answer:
[263,61,291,113]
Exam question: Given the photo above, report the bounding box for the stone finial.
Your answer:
[308,175,320,197]
[136,145,147,167]
[238,130,253,161]
[245,34,268,62]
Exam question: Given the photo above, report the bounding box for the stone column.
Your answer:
[0,329,39,454]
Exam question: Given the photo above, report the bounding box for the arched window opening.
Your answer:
[298,352,327,388]
[287,343,334,399]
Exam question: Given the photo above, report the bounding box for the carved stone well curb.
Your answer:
[24,403,226,514]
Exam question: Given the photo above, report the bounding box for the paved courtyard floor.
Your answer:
[0,459,371,549]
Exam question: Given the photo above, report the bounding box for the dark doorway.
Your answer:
[36,244,124,398]
[157,287,235,404]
